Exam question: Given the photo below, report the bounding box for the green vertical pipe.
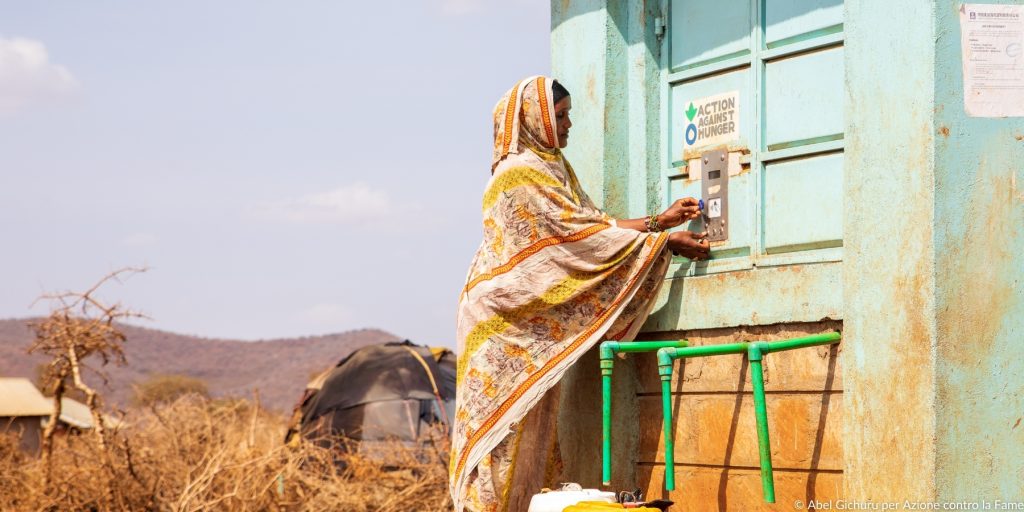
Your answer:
[601,357,613,485]
[748,344,775,503]
[600,340,686,486]
[660,365,675,491]
[600,342,616,485]
[657,346,682,491]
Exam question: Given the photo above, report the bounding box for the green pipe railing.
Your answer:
[749,343,773,501]
[656,332,841,502]
[599,339,688,486]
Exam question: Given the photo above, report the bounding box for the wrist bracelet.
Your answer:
[645,214,662,232]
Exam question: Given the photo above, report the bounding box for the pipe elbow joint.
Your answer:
[599,341,619,360]
[657,347,677,370]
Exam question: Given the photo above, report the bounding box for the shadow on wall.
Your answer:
[552,0,656,51]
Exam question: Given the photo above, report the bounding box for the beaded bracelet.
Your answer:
[645,214,662,232]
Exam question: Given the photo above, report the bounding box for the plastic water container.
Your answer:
[527,483,617,512]
[564,505,659,511]
[563,503,625,510]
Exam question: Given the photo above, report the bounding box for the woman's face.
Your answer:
[554,96,572,148]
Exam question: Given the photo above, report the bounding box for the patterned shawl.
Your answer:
[451,76,671,509]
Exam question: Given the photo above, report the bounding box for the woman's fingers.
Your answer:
[668,198,702,223]
[667,230,711,260]
[688,231,709,259]
[660,199,703,229]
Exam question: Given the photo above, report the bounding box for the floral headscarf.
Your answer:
[491,75,560,171]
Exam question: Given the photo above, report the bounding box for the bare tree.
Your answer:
[28,267,148,493]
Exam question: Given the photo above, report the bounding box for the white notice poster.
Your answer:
[960,4,1024,117]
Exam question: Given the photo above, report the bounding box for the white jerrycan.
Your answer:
[527,482,617,512]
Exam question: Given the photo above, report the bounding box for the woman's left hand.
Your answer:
[657,198,702,230]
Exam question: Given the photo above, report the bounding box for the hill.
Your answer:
[0,318,401,413]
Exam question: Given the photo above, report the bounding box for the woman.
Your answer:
[451,76,709,511]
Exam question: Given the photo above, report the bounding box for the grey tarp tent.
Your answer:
[287,340,455,452]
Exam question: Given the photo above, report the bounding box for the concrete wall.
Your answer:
[550,0,663,220]
[842,0,939,500]
[552,0,665,493]
[553,0,1024,505]
[845,0,1024,502]
[931,0,1024,500]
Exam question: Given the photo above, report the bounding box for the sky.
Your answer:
[0,0,550,346]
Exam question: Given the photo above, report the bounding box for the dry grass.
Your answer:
[0,395,451,511]
[5,271,451,510]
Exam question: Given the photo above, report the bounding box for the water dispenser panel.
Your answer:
[701,149,728,242]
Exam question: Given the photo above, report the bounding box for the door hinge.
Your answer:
[654,16,666,39]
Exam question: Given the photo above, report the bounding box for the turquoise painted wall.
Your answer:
[554,0,1024,501]
[932,0,1024,500]
[846,0,1024,500]
[551,0,663,220]
[843,0,939,499]
[551,0,665,489]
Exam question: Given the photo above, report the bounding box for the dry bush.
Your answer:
[133,373,210,407]
[0,394,451,511]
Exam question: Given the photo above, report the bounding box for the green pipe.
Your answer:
[757,332,840,353]
[600,339,687,486]
[748,344,775,503]
[656,347,682,491]
[655,333,840,365]
[747,331,837,502]
[601,356,613,485]
[610,340,692,353]
[659,361,675,491]
[660,341,748,359]
[656,332,841,498]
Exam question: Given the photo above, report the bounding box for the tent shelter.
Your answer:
[288,341,455,452]
[0,377,116,453]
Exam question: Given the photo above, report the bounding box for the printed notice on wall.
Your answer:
[681,91,739,153]
[960,4,1024,117]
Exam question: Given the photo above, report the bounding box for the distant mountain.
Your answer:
[0,318,401,413]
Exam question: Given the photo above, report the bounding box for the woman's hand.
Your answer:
[667,230,710,260]
[657,198,702,230]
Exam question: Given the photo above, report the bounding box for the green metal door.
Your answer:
[663,0,845,274]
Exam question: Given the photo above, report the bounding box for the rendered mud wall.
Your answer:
[639,322,843,510]
[557,321,843,511]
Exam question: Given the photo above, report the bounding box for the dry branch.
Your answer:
[28,267,148,503]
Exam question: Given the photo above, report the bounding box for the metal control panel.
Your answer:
[701,149,728,242]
